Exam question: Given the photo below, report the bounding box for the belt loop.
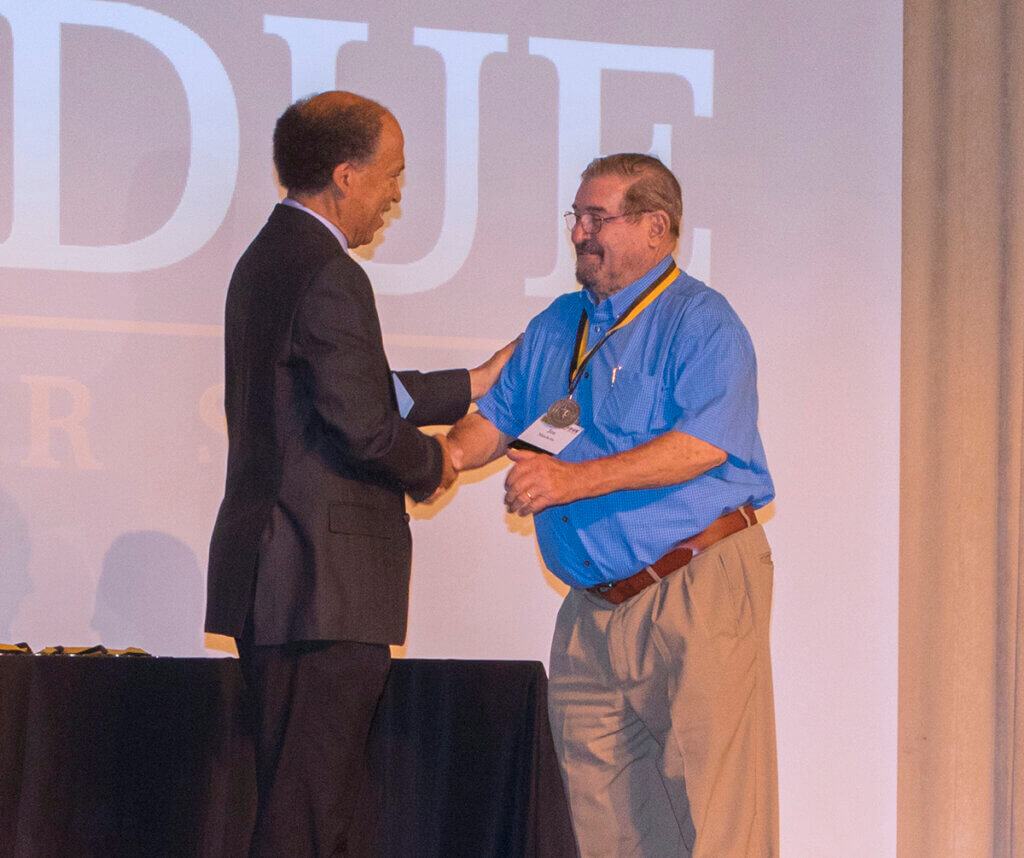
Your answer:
[739,504,755,527]
[645,564,663,582]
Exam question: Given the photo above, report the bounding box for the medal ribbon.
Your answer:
[567,262,680,395]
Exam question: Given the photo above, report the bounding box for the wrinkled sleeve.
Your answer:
[669,299,761,464]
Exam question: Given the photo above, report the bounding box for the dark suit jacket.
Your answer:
[205,204,470,646]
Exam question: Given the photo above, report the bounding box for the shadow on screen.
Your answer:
[0,485,32,642]
[93,530,206,656]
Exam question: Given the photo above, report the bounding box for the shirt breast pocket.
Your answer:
[596,370,670,437]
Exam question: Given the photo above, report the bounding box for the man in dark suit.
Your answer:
[205,91,514,857]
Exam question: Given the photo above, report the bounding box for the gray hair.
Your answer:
[581,153,682,238]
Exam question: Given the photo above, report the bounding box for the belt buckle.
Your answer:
[593,581,615,594]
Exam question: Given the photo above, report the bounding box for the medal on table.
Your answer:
[511,261,681,455]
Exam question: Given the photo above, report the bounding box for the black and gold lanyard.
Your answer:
[565,261,681,398]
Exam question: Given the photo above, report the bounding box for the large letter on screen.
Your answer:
[0,0,238,273]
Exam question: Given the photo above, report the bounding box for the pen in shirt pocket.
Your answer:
[611,365,622,387]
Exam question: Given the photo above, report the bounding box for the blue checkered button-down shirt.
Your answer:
[476,256,774,588]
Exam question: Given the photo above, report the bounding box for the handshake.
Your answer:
[428,421,583,516]
[428,433,460,503]
[421,333,585,516]
[427,334,520,503]
[420,333,567,513]
[422,335,516,505]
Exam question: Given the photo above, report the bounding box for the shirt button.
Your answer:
[584,560,591,567]
[561,516,568,522]
[584,372,590,378]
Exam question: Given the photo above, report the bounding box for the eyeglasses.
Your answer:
[563,210,648,234]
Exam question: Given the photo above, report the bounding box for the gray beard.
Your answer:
[575,268,597,292]
[574,251,601,292]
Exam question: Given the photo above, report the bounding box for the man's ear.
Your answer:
[332,162,353,194]
[648,210,670,244]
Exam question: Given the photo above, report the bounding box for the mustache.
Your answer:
[575,241,603,256]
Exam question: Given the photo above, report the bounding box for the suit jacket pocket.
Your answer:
[328,502,393,538]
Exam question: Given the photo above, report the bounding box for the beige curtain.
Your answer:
[900,0,1024,853]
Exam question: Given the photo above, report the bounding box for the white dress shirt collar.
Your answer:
[281,197,350,252]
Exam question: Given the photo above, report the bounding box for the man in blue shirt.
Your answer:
[447,154,778,857]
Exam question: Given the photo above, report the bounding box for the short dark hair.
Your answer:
[273,93,388,195]
[581,153,682,238]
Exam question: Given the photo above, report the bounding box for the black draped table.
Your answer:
[0,657,576,857]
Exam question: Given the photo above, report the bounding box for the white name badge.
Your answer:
[514,414,584,455]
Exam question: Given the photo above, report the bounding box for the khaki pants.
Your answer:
[548,524,778,858]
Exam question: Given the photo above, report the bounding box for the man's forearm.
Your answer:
[446,411,511,471]
[503,430,727,516]
[574,430,726,498]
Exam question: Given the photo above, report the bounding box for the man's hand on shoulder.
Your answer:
[468,334,522,400]
[504,448,585,516]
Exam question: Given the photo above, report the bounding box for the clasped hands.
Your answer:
[424,433,458,504]
[420,334,584,513]
[427,436,582,515]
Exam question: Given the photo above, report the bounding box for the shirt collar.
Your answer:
[581,254,675,318]
[281,197,350,252]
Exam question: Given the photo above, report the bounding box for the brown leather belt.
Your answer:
[586,504,757,605]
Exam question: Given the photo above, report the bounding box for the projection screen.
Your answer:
[0,1,901,854]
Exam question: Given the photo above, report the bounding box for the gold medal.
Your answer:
[544,397,581,428]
